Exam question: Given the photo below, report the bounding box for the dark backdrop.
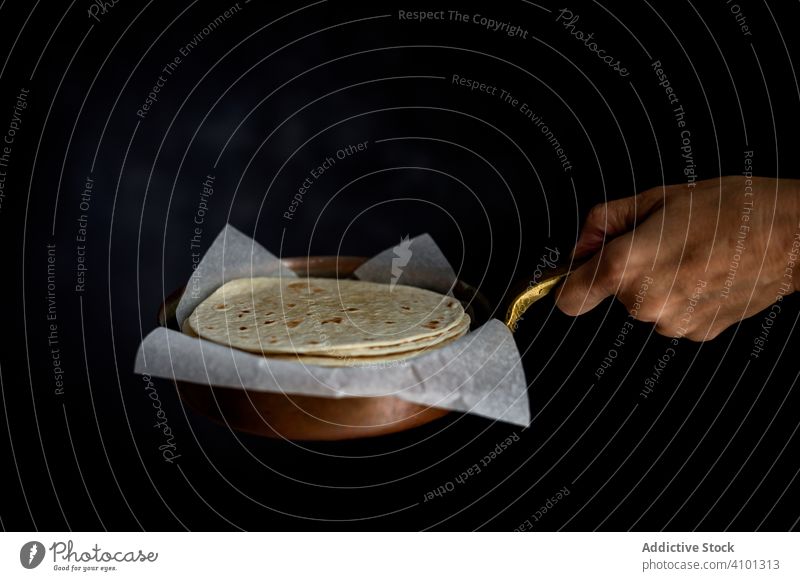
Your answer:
[1,0,799,530]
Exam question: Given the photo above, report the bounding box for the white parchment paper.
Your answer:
[135,225,530,426]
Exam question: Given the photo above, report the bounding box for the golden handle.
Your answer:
[503,260,584,332]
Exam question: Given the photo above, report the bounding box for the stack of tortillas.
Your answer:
[185,278,470,367]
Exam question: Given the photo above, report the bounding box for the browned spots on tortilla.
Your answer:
[343,307,359,312]
[268,338,278,343]
[286,319,302,328]
[307,340,319,344]
[447,301,457,308]
[401,305,411,310]
[287,282,305,290]
[385,321,395,324]
[286,303,296,308]
[263,320,275,325]
[239,326,248,331]
[423,320,441,329]
[264,311,274,316]
[312,287,324,293]
[321,317,343,324]
[215,304,226,310]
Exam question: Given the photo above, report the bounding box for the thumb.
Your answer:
[572,188,663,259]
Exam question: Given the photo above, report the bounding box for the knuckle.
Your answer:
[597,246,632,288]
[654,322,680,338]
[586,203,608,224]
[683,330,706,342]
[597,259,624,289]
[633,304,658,323]
[625,303,641,319]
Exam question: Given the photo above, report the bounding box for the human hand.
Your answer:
[555,176,800,340]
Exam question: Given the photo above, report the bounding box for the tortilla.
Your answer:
[182,308,469,367]
[187,277,466,356]
[263,320,470,367]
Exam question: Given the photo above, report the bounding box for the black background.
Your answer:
[1,0,800,531]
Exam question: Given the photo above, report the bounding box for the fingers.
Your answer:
[556,238,629,316]
[557,187,665,316]
[572,188,664,259]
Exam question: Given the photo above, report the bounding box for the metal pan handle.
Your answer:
[504,258,587,332]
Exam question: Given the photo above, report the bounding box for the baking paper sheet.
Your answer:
[135,225,530,427]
